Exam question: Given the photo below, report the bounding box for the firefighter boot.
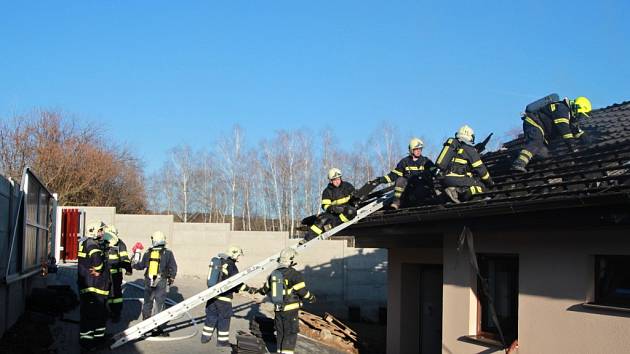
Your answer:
[510,158,528,173]
[444,187,460,204]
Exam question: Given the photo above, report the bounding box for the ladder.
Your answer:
[110,190,392,349]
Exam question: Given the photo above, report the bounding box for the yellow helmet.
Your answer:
[104,225,118,236]
[456,125,475,145]
[573,96,592,117]
[408,138,424,154]
[227,245,244,259]
[151,231,167,247]
[328,168,342,180]
[86,221,106,238]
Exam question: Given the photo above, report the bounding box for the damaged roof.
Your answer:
[352,100,630,229]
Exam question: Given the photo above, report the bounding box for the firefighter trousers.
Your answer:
[519,120,550,162]
[80,292,108,349]
[204,298,233,347]
[108,272,124,319]
[304,208,356,242]
[275,309,299,353]
[142,277,167,320]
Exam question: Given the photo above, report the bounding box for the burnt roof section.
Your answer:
[353,100,630,229]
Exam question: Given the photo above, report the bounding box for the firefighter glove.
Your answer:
[247,287,259,295]
[485,178,495,188]
[167,278,175,286]
[307,294,316,304]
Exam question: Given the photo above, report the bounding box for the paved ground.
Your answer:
[51,266,347,353]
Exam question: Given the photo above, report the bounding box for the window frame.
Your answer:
[475,253,519,345]
[593,255,630,310]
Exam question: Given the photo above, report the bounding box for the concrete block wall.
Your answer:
[60,207,387,322]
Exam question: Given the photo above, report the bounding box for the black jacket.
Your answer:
[526,100,581,145]
[436,138,492,184]
[107,239,132,274]
[134,246,178,280]
[383,155,436,183]
[321,181,355,213]
[214,256,251,300]
[261,266,314,311]
[78,237,110,296]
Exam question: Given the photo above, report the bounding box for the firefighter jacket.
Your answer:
[321,181,355,218]
[133,246,178,280]
[261,266,314,312]
[383,155,436,183]
[214,256,251,302]
[107,239,132,275]
[436,138,492,185]
[525,100,582,146]
[78,237,110,296]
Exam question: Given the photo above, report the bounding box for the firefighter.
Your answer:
[256,248,315,354]
[133,231,178,336]
[78,221,110,351]
[201,246,254,349]
[436,125,494,203]
[372,137,437,209]
[103,225,132,323]
[511,96,592,172]
[301,168,356,244]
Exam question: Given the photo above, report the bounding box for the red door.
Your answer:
[61,209,80,261]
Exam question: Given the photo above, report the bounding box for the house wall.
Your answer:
[387,226,630,354]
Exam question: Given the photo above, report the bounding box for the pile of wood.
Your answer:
[299,311,359,354]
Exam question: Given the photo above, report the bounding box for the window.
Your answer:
[477,254,519,345]
[594,255,630,309]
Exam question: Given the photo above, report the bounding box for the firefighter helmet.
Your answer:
[86,221,106,238]
[408,138,424,154]
[278,247,298,267]
[456,125,475,145]
[104,224,118,236]
[227,245,244,259]
[102,230,119,246]
[328,168,342,180]
[573,96,592,117]
[151,231,167,247]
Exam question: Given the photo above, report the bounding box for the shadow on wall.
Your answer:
[300,248,388,323]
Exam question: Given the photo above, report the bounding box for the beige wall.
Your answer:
[60,207,387,321]
[387,227,630,354]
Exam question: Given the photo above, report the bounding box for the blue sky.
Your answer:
[1,1,629,173]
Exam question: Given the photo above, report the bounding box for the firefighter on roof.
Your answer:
[436,125,494,203]
[133,230,178,336]
[300,168,357,244]
[511,95,592,173]
[201,245,254,348]
[371,137,437,209]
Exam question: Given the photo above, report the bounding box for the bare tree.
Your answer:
[217,125,243,230]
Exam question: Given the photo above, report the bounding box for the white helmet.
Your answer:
[151,231,167,247]
[456,125,475,145]
[327,168,342,180]
[86,221,106,238]
[227,245,244,259]
[278,248,298,267]
[408,138,424,154]
[102,230,119,246]
[104,224,118,236]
